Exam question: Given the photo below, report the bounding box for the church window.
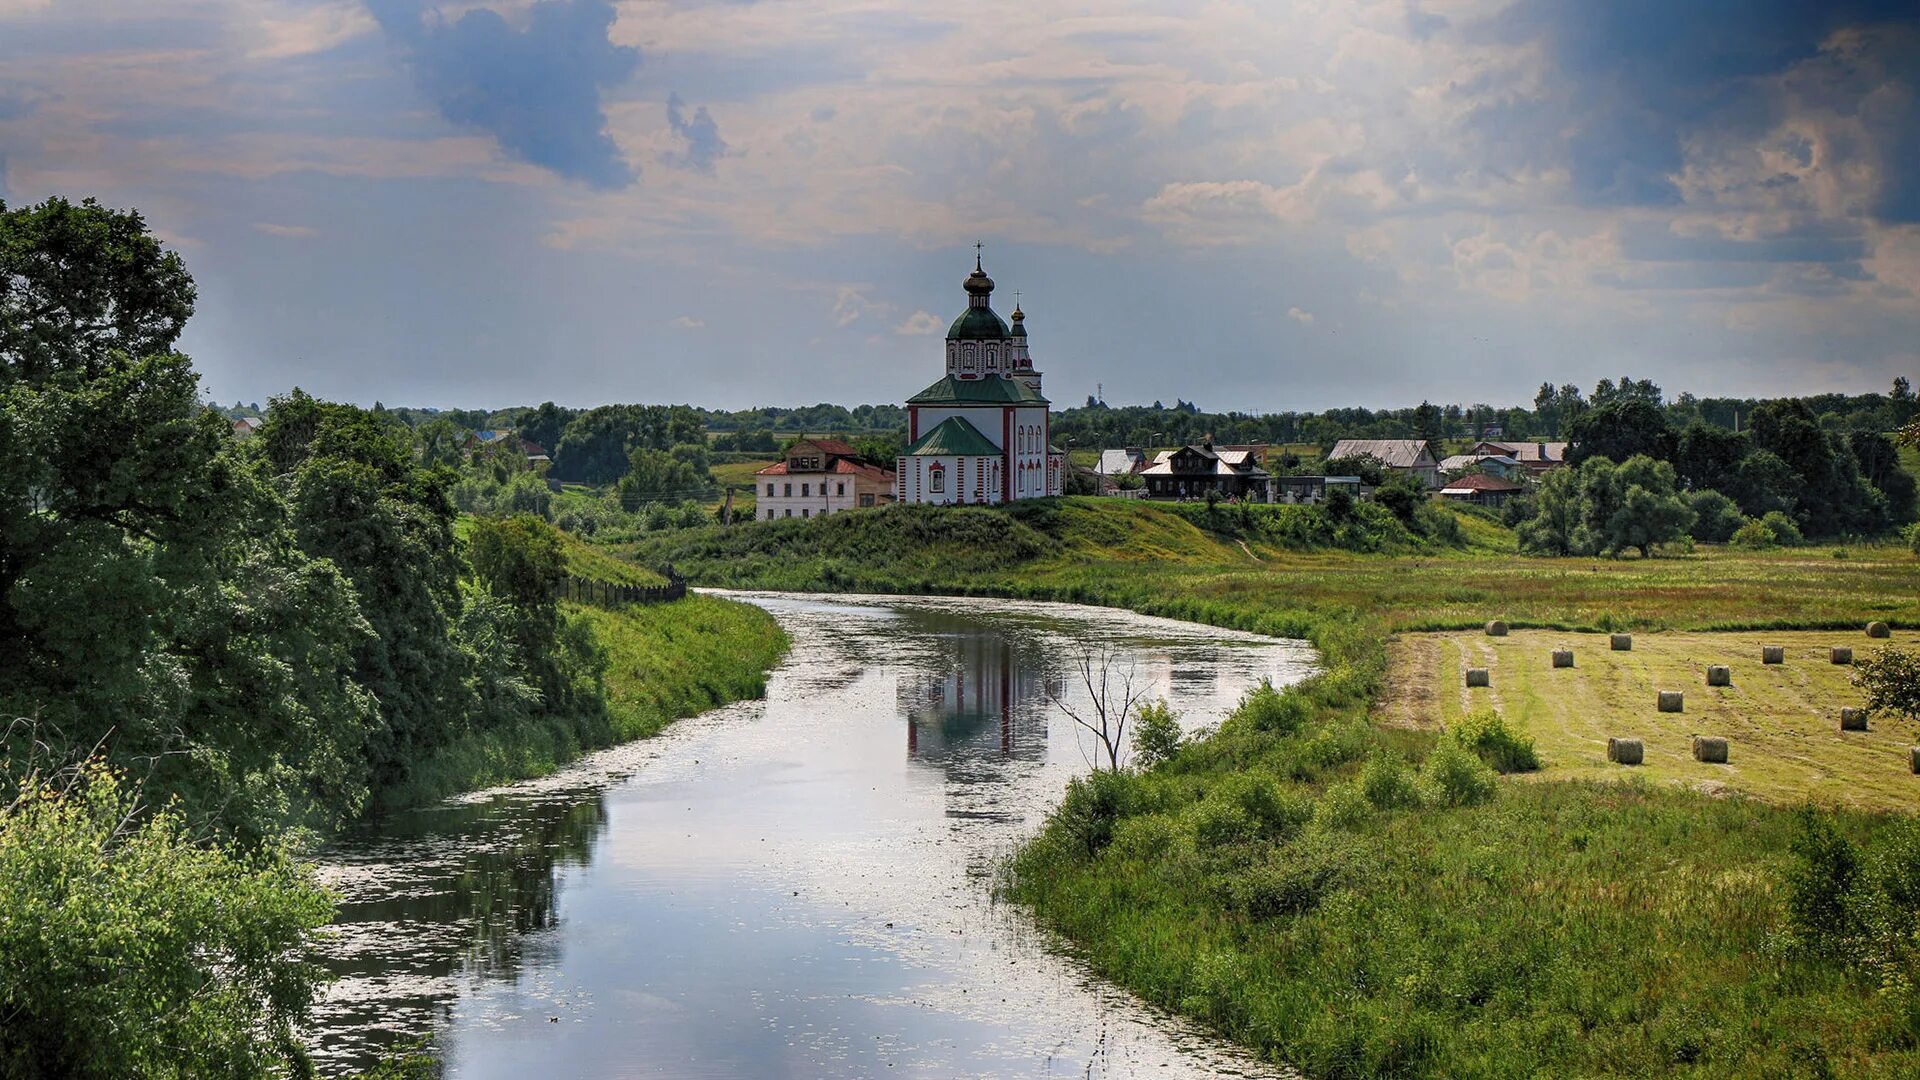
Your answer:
[930,464,946,493]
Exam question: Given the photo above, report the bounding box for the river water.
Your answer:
[310,592,1316,1078]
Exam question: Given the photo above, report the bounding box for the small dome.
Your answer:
[963,266,994,297]
[1009,305,1026,337]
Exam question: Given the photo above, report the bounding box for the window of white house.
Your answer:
[836,482,845,496]
[929,465,945,493]
[784,483,792,497]
[765,509,773,520]
[801,483,810,497]
[802,508,809,518]
[784,508,792,517]
[765,483,774,496]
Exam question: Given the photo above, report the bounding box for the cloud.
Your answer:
[831,285,876,327]
[366,0,639,188]
[253,222,319,238]
[894,310,942,335]
[662,92,728,174]
[1287,306,1314,324]
[671,314,704,328]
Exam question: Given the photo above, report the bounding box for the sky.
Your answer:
[1,0,1916,414]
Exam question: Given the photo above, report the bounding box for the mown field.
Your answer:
[1384,626,1920,811]
[626,497,1920,1078]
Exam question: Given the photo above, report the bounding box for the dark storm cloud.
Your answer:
[663,93,727,174]
[366,0,640,188]
[1463,1,1919,217]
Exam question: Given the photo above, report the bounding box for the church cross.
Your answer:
[975,241,983,270]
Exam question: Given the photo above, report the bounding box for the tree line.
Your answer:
[0,196,628,1076]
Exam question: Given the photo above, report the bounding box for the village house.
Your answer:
[1328,438,1441,488]
[897,255,1064,504]
[756,437,895,520]
[1474,440,1569,476]
[1140,443,1272,501]
[1439,452,1524,480]
[1439,472,1525,507]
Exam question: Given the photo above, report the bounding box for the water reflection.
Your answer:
[310,592,1316,1078]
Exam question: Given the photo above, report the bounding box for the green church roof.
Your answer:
[906,374,1050,406]
[947,306,1011,341]
[904,416,1003,457]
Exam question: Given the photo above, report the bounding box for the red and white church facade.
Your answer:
[897,257,1064,505]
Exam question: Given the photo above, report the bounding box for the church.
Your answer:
[896,256,1064,504]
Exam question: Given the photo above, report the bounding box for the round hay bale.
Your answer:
[1762,645,1784,665]
[1692,735,1729,763]
[1658,690,1685,713]
[1840,707,1868,732]
[1831,647,1853,665]
[1611,633,1633,651]
[1485,620,1509,637]
[1466,667,1491,688]
[1911,747,1920,776]
[1551,648,1575,669]
[1867,621,1891,639]
[1706,665,1731,687]
[1607,737,1644,765]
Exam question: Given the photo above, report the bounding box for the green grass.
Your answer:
[629,497,1920,1078]
[388,596,786,807]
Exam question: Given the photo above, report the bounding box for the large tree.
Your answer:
[1517,454,1694,558]
[1567,398,1677,466]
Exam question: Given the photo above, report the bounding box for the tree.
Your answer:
[1673,420,1748,493]
[1567,398,1676,466]
[1686,489,1745,543]
[1516,454,1694,558]
[415,416,463,467]
[619,441,714,505]
[1413,400,1444,445]
[549,404,705,485]
[1047,647,1149,772]
[516,400,576,453]
[1131,700,1183,768]
[0,763,333,1079]
[1534,382,1560,436]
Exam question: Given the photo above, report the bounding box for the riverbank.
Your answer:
[380,592,788,810]
[632,498,1920,1078]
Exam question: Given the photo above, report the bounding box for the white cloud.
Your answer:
[895,310,943,335]
[1287,307,1314,324]
[671,315,705,329]
[252,222,318,238]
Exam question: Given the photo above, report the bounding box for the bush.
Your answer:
[1189,798,1258,850]
[1235,679,1310,735]
[1224,834,1360,920]
[1904,521,1920,555]
[1311,781,1373,830]
[1131,699,1183,769]
[1359,750,1424,810]
[1447,709,1540,773]
[1687,489,1745,543]
[1054,769,1142,858]
[0,765,333,1079]
[1784,808,1861,949]
[1760,510,1804,546]
[1420,741,1500,807]
[1730,517,1775,549]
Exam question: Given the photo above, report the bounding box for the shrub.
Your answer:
[1188,798,1258,850]
[1311,780,1373,830]
[1109,813,1184,862]
[1760,510,1804,546]
[1855,646,1920,728]
[1730,517,1775,549]
[1687,489,1745,543]
[1054,769,1142,858]
[1359,750,1424,810]
[1216,772,1314,841]
[1131,699,1183,769]
[1447,709,1540,773]
[1420,741,1500,807]
[1224,834,1360,920]
[1785,808,1861,949]
[1236,679,1310,735]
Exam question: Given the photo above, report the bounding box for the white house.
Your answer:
[756,438,896,520]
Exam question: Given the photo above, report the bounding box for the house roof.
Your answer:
[906,374,1049,406]
[757,458,895,481]
[790,437,859,457]
[1477,440,1567,464]
[903,416,1002,457]
[1329,439,1435,468]
[1141,444,1272,479]
[1440,453,1521,472]
[1097,449,1143,475]
[1441,473,1524,492]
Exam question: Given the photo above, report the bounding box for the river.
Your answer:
[310,592,1316,1078]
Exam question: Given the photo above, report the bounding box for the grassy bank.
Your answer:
[384,591,787,808]
[632,497,1920,1078]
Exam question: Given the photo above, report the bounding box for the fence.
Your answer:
[560,572,686,606]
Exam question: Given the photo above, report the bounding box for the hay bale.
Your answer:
[1706,665,1731,687]
[1552,648,1575,669]
[1867,621,1891,639]
[1611,633,1633,651]
[1692,735,1729,763]
[1831,647,1853,665]
[1466,668,1490,688]
[1486,620,1509,637]
[1607,737,1644,765]
[1840,708,1868,732]
[1658,690,1685,713]
[1762,645,1784,665]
